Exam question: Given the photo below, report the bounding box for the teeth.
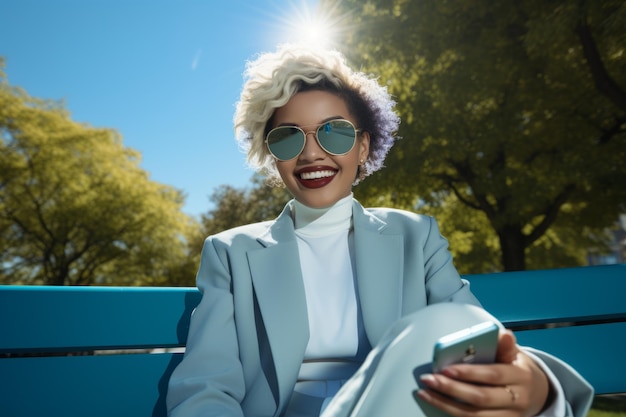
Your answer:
[300,170,335,180]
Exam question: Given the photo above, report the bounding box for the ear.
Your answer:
[358,131,370,163]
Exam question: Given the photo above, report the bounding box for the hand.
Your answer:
[416,330,551,417]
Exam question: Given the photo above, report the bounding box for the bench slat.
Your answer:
[0,324,622,417]
[2,264,623,353]
[0,286,201,352]
[515,321,626,394]
[466,264,626,326]
[0,353,182,417]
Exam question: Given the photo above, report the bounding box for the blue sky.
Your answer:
[1,0,320,217]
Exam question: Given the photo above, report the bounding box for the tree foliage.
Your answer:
[329,0,626,271]
[0,62,198,286]
[199,174,291,238]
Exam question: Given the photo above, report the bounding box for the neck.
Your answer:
[292,194,353,235]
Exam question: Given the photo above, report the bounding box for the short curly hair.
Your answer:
[234,43,400,184]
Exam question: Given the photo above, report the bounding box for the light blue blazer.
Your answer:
[167,200,592,417]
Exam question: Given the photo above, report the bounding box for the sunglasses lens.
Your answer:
[266,120,357,160]
[317,120,357,155]
[266,127,305,161]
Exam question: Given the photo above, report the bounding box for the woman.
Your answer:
[167,44,593,417]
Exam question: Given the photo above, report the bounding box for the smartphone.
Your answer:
[432,321,499,373]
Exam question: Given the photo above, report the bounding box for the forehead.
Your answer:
[272,90,353,126]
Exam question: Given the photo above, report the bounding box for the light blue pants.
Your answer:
[285,303,500,417]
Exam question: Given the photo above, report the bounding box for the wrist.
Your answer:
[537,378,556,415]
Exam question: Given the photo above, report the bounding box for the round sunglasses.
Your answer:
[265,119,361,161]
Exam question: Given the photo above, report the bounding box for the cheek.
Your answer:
[347,152,361,169]
[275,161,294,181]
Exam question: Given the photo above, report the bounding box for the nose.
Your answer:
[299,130,325,160]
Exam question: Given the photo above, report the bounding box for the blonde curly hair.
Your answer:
[234,43,399,183]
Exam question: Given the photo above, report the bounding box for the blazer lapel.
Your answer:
[247,204,309,407]
[352,202,405,345]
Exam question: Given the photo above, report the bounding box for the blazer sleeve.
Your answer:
[524,348,594,417]
[420,215,480,306]
[166,237,246,417]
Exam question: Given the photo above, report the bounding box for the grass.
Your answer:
[588,396,626,417]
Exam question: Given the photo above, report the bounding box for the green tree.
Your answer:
[0,62,197,286]
[330,0,626,271]
[200,175,291,238]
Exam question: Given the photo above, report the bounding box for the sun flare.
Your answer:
[263,0,352,50]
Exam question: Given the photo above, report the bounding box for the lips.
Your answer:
[296,167,337,189]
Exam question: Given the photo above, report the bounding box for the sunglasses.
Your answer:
[265,119,361,161]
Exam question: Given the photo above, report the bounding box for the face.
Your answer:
[270,90,370,208]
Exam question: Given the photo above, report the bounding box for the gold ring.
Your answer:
[504,385,519,403]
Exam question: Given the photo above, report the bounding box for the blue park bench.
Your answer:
[1,264,625,417]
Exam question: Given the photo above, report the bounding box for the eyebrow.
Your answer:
[275,115,346,128]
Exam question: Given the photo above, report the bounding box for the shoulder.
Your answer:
[201,202,295,256]
[206,220,274,247]
[196,221,276,267]
[358,206,446,245]
[365,206,435,229]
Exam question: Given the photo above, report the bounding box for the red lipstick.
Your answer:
[296,166,337,189]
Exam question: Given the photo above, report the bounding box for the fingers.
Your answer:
[415,331,551,417]
[503,385,520,404]
[415,386,523,417]
[416,346,551,417]
[437,362,516,386]
[417,374,527,417]
[496,329,519,364]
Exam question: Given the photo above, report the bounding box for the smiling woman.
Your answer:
[165,43,594,417]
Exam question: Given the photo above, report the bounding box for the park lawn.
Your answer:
[588,396,626,417]
[588,410,626,417]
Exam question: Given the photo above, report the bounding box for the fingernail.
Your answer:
[415,389,432,401]
[420,373,437,387]
[442,367,459,378]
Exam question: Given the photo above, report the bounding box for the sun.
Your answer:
[300,24,331,47]
[264,0,352,50]
[288,3,336,48]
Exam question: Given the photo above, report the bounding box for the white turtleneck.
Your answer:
[292,194,359,360]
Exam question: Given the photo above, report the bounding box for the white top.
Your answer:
[292,194,359,360]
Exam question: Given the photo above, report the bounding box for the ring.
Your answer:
[504,385,519,403]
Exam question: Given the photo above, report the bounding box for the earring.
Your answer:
[356,159,367,183]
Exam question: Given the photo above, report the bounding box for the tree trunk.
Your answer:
[498,227,527,271]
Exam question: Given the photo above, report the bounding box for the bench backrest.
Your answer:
[1,264,624,417]
[0,287,201,417]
